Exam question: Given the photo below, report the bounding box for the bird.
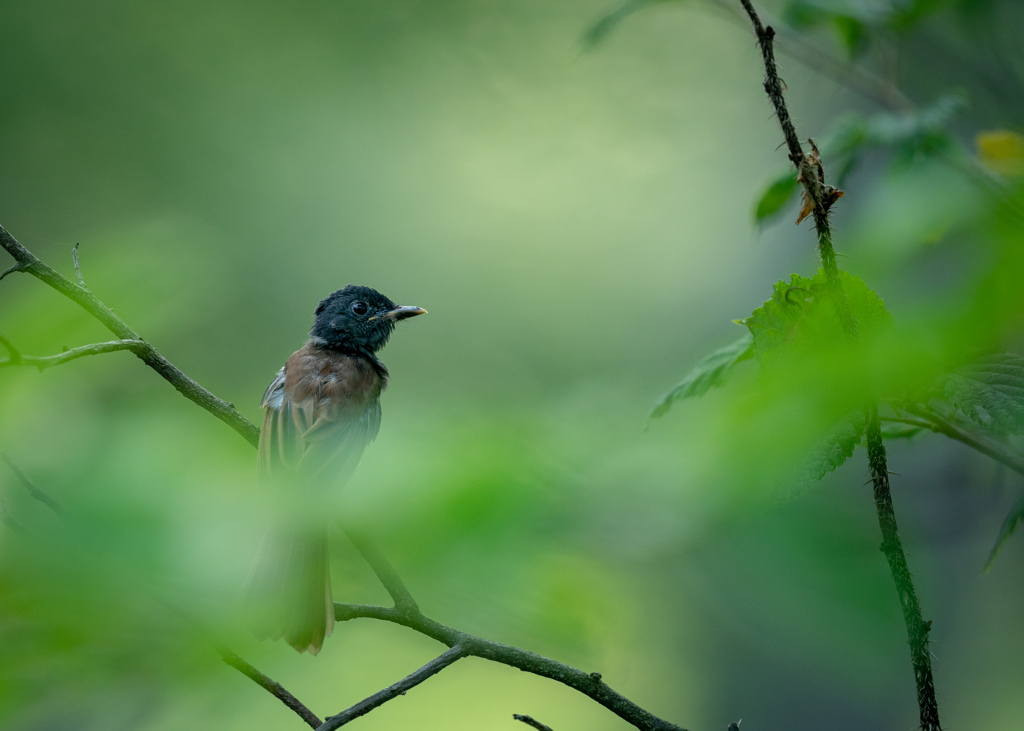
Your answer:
[247,285,426,655]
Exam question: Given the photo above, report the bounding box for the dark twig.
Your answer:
[220,648,323,729]
[738,2,940,728]
[0,262,24,283]
[333,601,686,731]
[865,407,941,731]
[0,451,63,516]
[72,243,85,288]
[316,645,467,731]
[514,714,556,731]
[0,339,149,372]
[0,224,259,447]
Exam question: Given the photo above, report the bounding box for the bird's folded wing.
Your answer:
[258,367,382,489]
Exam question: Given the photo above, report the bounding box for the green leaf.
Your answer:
[800,411,867,484]
[753,171,800,224]
[985,492,1024,571]
[745,270,892,371]
[650,332,754,419]
[942,353,1024,435]
[582,0,681,50]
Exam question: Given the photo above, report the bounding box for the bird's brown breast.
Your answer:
[284,343,383,419]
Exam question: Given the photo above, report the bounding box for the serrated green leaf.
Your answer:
[942,352,1024,435]
[985,492,1024,571]
[800,411,867,483]
[650,332,753,419]
[746,270,892,371]
[754,171,800,223]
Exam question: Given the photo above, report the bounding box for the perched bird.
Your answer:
[248,285,426,654]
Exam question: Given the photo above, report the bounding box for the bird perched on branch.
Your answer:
[247,285,426,654]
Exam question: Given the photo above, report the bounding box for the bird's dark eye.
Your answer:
[351,301,368,316]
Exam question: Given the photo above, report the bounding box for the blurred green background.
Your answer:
[2,0,1024,729]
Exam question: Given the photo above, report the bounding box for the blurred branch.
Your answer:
[316,645,467,731]
[882,412,1024,477]
[706,0,912,111]
[514,714,556,731]
[0,223,259,447]
[738,2,941,729]
[0,451,63,516]
[0,339,149,372]
[220,648,323,729]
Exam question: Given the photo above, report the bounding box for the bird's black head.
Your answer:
[310,285,426,355]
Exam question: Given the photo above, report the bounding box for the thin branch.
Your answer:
[345,530,419,613]
[220,648,323,729]
[514,714,556,731]
[0,451,63,516]
[0,262,24,283]
[316,645,467,731]
[0,225,259,447]
[72,243,85,288]
[333,602,686,731]
[865,406,941,731]
[0,339,149,372]
[737,2,940,728]
[881,413,1024,478]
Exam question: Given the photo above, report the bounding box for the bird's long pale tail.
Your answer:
[247,528,334,655]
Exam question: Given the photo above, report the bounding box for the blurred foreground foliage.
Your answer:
[2,0,1024,730]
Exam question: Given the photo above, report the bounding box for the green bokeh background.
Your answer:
[2,1,1023,729]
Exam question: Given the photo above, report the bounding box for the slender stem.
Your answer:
[514,714,557,731]
[865,407,941,731]
[0,451,63,516]
[0,224,259,447]
[738,1,940,727]
[0,339,149,372]
[316,645,467,731]
[220,648,323,729]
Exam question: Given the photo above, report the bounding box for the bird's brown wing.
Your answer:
[251,349,383,654]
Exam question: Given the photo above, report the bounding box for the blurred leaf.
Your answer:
[799,410,866,483]
[650,332,754,419]
[977,130,1024,176]
[985,492,1024,571]
[582,0,681,49]
[832,15,869,58]
[941,352,1024,435]
[753,171,800,224]
[745,270,893,370]
[865,94,966,155]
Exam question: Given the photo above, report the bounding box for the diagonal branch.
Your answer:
[0,451,63,516]
[0,339,149,372]
[0,224,259,447]
[316,645,467,731]
[220,648,323,729]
